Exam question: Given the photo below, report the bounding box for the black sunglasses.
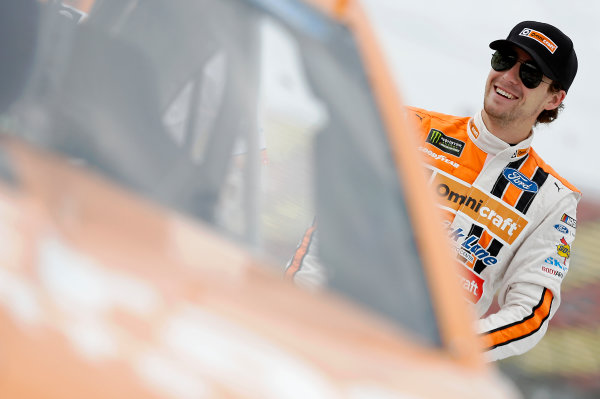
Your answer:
[491,50,549,89]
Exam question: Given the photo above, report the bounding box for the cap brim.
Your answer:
[489,39,558,83]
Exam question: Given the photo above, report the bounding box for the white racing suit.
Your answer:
[286,107,581,361]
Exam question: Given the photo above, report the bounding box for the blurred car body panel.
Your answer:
[0,0,520,397]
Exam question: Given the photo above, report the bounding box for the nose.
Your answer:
[502,62,521,85]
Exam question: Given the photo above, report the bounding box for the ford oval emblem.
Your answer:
[502,168,538,193]
[554,224,569,234]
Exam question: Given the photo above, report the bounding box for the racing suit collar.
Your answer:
[468,111,533,159]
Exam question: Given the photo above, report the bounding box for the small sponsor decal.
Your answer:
[545,256,568,272]
[418,146,459,168]
[542,265,564,279]
[554,224,569,234]
[470,122,480,139]
[457,246,474,263]
[556,237,571,264]
[503,168,539,193]
[560,213,577,229]
[510,148,529,159]
[459,266,484,303]
[425,129,465,157]
[519,28,558,54]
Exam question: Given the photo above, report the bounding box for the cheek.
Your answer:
[484,72,496,93]
[528,92,551,112]
[532,89,552,105]
[485,70,504,91]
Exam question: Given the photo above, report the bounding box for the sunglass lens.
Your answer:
[491,51,516,71]
[490,50,544,89]
[519,62,543,89]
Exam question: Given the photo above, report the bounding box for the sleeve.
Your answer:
[284,219,328,291]
[477,191,580,361]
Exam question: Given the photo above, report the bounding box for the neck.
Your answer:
[481,110,533,145]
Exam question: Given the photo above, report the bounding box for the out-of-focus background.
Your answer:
[360,1,600,397]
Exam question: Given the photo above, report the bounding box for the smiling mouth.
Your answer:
[495,86,517,100]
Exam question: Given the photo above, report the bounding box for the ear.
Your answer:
[544,89,566,111]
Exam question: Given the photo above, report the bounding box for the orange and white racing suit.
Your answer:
[286,106,581,361]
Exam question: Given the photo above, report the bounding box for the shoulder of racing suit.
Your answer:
[527,148,580,194]
[406,106,470,134]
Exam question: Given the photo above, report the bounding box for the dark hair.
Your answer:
[535,81,564,125]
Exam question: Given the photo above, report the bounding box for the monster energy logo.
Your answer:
[425,129,465,157]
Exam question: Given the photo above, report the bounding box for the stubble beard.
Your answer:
[483,81,518,128]
[483,100,518,129]
[483,79,546,130]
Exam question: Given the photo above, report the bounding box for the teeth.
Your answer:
[496,87,514,99]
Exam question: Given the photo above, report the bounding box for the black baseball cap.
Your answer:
[489,21,578,92]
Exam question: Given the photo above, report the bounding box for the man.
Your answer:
[286,21,580,361]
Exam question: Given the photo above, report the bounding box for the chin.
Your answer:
[483,102,506,121]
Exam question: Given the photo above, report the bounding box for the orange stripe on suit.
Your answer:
[483,288,553,349]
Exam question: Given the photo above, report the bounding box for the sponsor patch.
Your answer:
[433,172,529,244]
[453,231,498,266]
[426,129,465,157]
[458,266,484,304]
[556,237,571,264]
[541,265,564,279]
[502,168,539,193]
[519,28,558,54]
[469,122,480,139]
[554,182,564,192]
[560,213,577,229]
[510,148,529,159]
[554,224,569,234]
[545,256,568,272]
[418,146,459,168]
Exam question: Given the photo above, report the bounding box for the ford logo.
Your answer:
[502,168,538,193]
[554,224,569,234]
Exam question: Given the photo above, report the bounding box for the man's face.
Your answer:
[483,46,564,128]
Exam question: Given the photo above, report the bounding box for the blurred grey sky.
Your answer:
[361,0,600,199]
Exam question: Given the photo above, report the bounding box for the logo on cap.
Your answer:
[519,28,558,54]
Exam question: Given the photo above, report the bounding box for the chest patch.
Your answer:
[502,168,539,193]
[433,172,529,245]
[425,129,465,157]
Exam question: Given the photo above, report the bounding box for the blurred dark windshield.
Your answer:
[6,0,441,347]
